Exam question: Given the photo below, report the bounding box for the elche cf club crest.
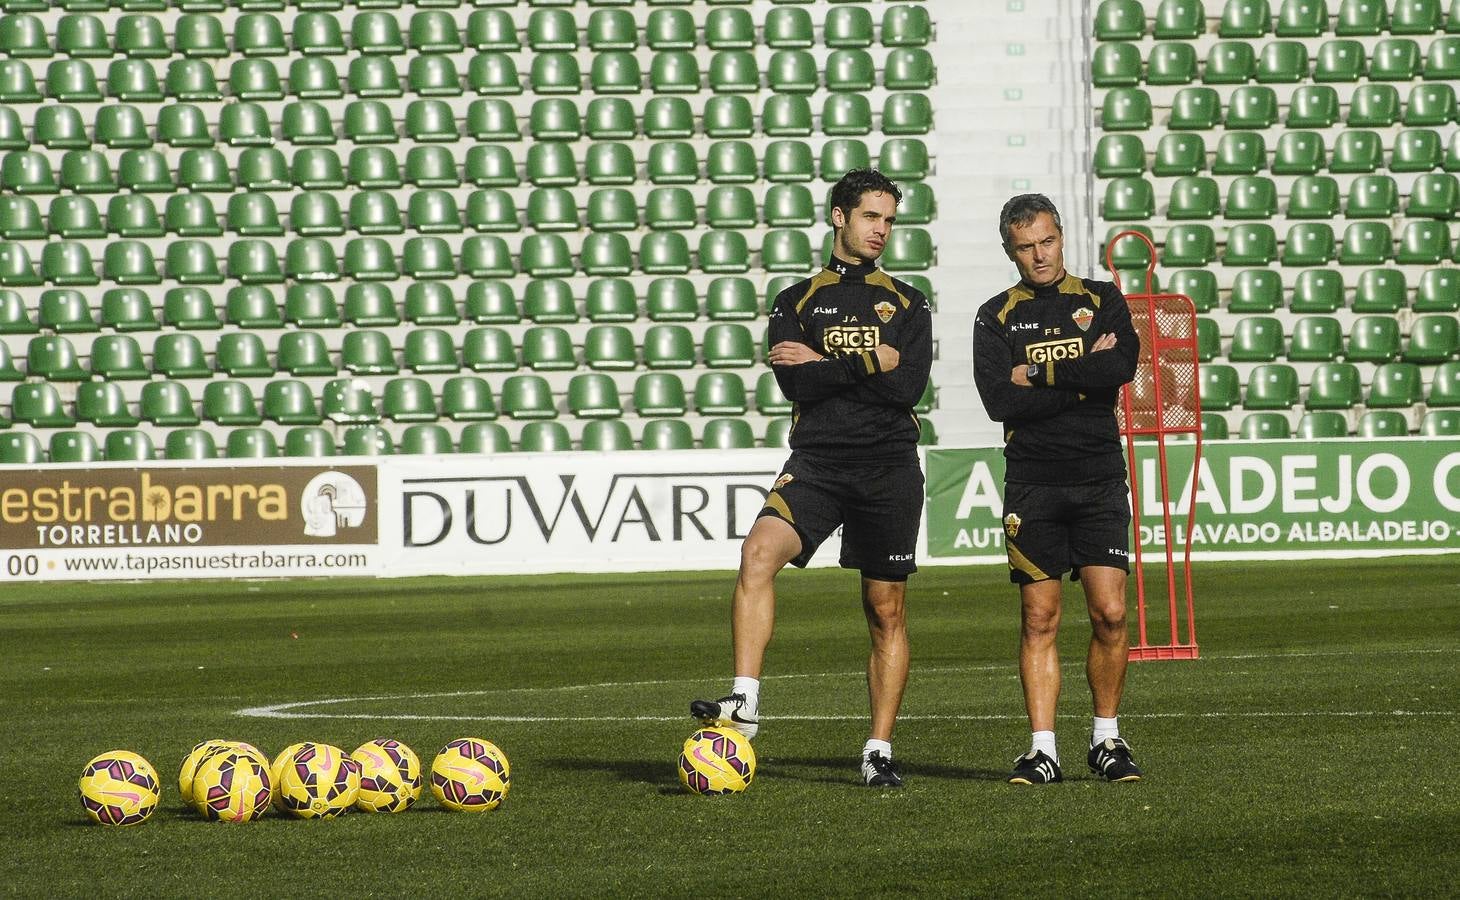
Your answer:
[1003,513,1021,538]
[773,473,795,490]
[1072,307,1094,332]
[874,301,896,324]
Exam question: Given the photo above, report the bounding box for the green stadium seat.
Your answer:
[139,380,198,426]
[574,419,630,452]
[1424,35,1460,77]
[1405,315,1460,362]
[646,141,699,184]
[465,189,519,233]
[1392,0,1443,32]
[1392,129,1444,172]
[466,283,518,326]
[641,232,693,275]
[702,418,755,449]
[1093,42,1141,88]
[322,378,379,425]
[1220,0,1273,36]
[1296,411,1349,438]
[531,52,582,95]
[1422,409,1460,435]
[90,333,151,380]
[519,234,574,279]
[1408,173,1460,218]
[760,230,812,273]
[710,50,759,93]
[577,233,631,277]
[633,373,688,418]
[582,143,634,186]
[1199,364,1241,410]
[1356,410,1410,437]
[0,289,34,333]
[1151,134,1205,177]
[1100,88,1153,131]
[439,376,496,422]
[396,424,451,455]
[700,95,754,140]
[566,373,623,419]
[457,328,513,374]
[1212,133,1266,175]
[406,150,461,189]
[1353,269,1407,313]
[882,93,931,136]
[276,330,335,376]
[646,278,698,322]
[203,380,262,426]
[1230,316,1285,361]
[1415,269,1460,311]
[342,330,398,375]
[883,48,936,90]
[1369,362,1425,407]
[1313,39,1364,83]
[399,328,456,375]
[755,370,792,416]
[586,98,638,141]
[42,241,99,286]
[338,426,392,457]
[167,194,222,238]
[1288,85,1341,127]
[1163,225,1218,266]
[228,193,283,237]
[580,324,635,371]
[1370,38,1421,80]
[0,430,46,465]
[38,289,97,333]
[12,381,76,427]
[500,375,555,420]
[877,138,929,180]
[1429,360,1460,405]
[284,284,340,328]
[1194,317,1221,362]
[100,430,154,461]
[1239,412,1292,439]
[1287,175,1341,218]
[1226,224,1280,266]
[1168,268,1214,311]
[50,195,106,240]
[1166,177,1219,220]
[1205,41,1257,84]
[587,188,638,232]
[1336,0,1388,33]
[703,7,752,49]
[1348,84,1401,127]
[585,281,637,323]
[703,323,757,368]
[405,283,461,327]
[763,7,812,49]
[883,228,934,271]
[454,422,507,455]
[277,426,332,458]
[460,236,515,280]
[76,381,138,427]
[216,329,273,377]
[1397,221,1452,264]
[1347,316,1402,362]
[1405,84,1457,126]
[1226,176,1279,218]
[1338,222,1393,265]
[37,105,89,150]
[222,428,277,459]
[524,281,578,324]
[263,380,320,425]
[26,334,85,380]
[705,278,758,321]
[526,188,579,232]
[637,419,690,451]
[1105,224,1155,271]
[1095,135,1147,178]
[1229,270,1283,312]
[1169,87,1221,130]
[0,59,40,103]
[644,187,696,231]
[644,325,696,369]
[0,338,19,381]
[1289,316,1345,363]
[703,186,755,229]
[1147,42,1198,85]
[1258,40,1310,82]
[382,377,439,423]
[1096,0,1146,39]
[1283,223,1336,265]
[467,53,520,96]
[827,5,875,48]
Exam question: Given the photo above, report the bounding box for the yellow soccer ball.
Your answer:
[678,727,756,795]
[351,739,423,813]
[79,750,160,826]
[273,743,360,819]
[430,738,510,812]
[178,739,232,807]
[193,747,272,823]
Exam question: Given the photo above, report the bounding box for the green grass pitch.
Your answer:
[3,558,1457,897]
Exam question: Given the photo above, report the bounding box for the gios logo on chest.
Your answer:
[822,324,882,354]
[1025,336,1084,364]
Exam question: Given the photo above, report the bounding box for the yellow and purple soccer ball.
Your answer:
[78,750,160,826]
[193,747,272,823]
[430,738,510,812]
[179,739,255,807]
[351,739,423,813]
[678,727,756,795]
[273,742,360,819]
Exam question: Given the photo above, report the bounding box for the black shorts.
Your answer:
[757,452,924,580]
[1001,479,1131,585]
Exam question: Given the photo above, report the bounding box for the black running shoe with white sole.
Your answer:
[689,692,759,740]
[861,751,904,788]
[1088,737,1142,782]
[1009,749,1063,785]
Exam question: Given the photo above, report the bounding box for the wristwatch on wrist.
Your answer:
[1026,363,1040,382]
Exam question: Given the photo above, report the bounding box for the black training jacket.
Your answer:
[973,273,1139,485]
[769,256,933,463]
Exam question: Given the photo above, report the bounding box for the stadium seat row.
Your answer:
[4,324,787,379]
[1094,36,1460,87]
[0,96,932,148]
[1,0,926,8]
[0,370,933,424]
[1204,408,1460,439]
[0,273,937,331]
[0,184,937,240]
[0,47,938,102]
[1145,266,1460,312]
[1199,359,1460,408]
[1101,83,1460,130]
[0,230,936,284]
[0,138,932,188]
[1109,219,1458,267]
[1095,0,1460,41]
[1104,172,1460,220]
[0,418,820,463]
[1095,129,1460,178]
[1197,313,1460,361]
[0,7,933,56]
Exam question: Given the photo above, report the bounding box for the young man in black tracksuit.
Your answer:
[973,194,1145,785]
[691,169,933,788]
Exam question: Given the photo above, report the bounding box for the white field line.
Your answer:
[236,647,1458,723]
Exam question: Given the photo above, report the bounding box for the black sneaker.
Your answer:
[861,751,904,788]
[1009,749,1063,785]
[689,692,759,740]
[1088,737,1143,782]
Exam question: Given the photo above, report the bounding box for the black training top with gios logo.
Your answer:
[769,256,933,463]
[972,273,1140,486]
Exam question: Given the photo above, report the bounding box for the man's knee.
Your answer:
[739,519,799,580]
[1020,583,1062,640]
[862,582,906,631]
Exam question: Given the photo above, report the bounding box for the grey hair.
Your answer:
[999,194,1063,250]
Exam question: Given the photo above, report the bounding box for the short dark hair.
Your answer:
[999,193,1063,250]
[829,168,903,227]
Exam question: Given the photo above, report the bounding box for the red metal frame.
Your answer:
[1106,231,1201,661]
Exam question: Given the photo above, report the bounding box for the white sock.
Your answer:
[863,738,893,760]
[1092,716,1119,746]
[1031,730,1058,764]
[731,676,759,709]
